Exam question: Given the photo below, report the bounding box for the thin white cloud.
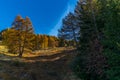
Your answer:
[49,0,78,36]
[49,6,70,36]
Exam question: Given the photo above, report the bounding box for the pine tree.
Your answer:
[74,0,107,79]
[58,12,79,47]
[99,0,120,79]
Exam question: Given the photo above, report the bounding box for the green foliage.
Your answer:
[73,0,107,80]
[103,49,120,80]
[58,38,66,47]
[70,0,110,80]
[99,0,120,79]
[71,0,120,79]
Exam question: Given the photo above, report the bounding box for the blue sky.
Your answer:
[0,0,78,36]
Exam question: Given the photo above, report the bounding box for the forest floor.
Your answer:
[0,47,81,80]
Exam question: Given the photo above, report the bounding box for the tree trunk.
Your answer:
[72,26,77,47]
[18,44,24,57]
[18,52,23,57]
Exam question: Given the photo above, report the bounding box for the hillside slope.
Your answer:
[0,48,80,80]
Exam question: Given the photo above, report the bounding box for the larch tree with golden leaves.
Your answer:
[3,15,34,57]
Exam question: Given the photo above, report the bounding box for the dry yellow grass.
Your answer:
[0,47,78,80]
[0,47,74,57]
[0,45,8,53]
[0,47,75,62]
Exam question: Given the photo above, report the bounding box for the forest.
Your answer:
[0,0,120,80]
[0,15,75,57]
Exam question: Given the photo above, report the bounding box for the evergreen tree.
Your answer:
[99,0,120,79]
[58,12,80,46]
[73,0,107,80]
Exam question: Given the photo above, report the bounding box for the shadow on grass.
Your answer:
[0,49,77,80]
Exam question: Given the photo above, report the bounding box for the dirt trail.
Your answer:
[0,48,80,80]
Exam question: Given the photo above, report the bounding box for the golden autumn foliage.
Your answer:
[1,15,74,57]
[2,15,34,57]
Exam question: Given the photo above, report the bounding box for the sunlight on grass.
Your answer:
[0,45,8,53]
[24,54,66,63]
[0,47,75,63]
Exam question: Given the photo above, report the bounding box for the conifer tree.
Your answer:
[99,0,120,79]
[48,36,56,48]
[58,12,79,47]
[3,15,34,57]
[73,0,107,79]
